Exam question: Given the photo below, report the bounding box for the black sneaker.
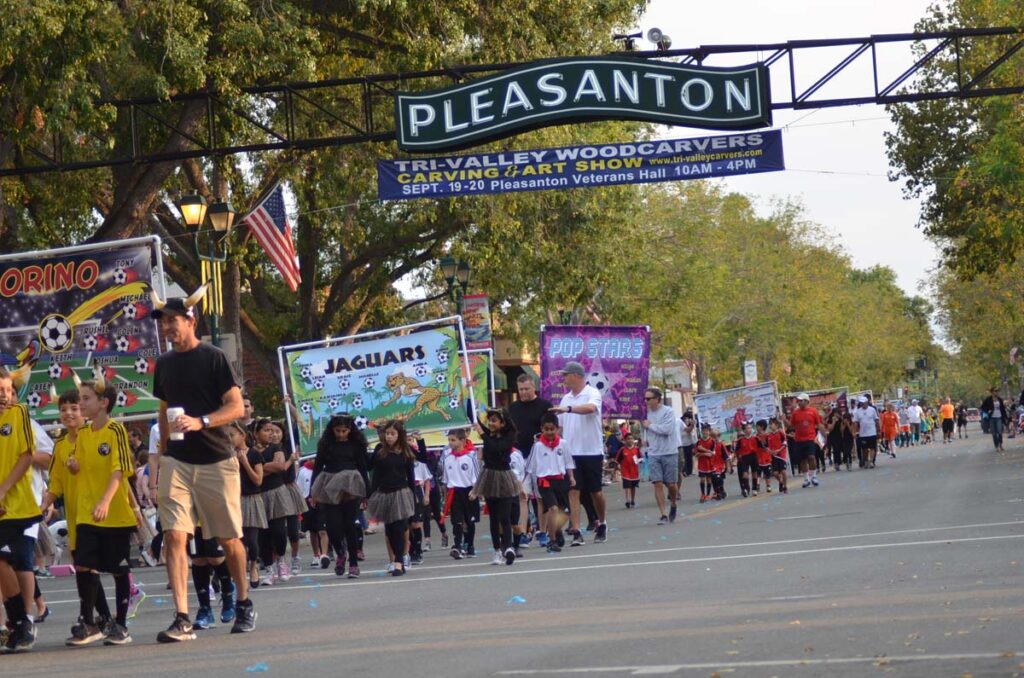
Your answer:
[504,548,516,565]
[464,547,477,558]
[556,531,566,547]
[230,601,257,634]
[657,515,669,525]
[66,622,105,647]
[104,623,132,646]
[546,543,562,553]
[4,620,36,653]
[319,555,331,569]
[449,546,463,560]
[669,506,678,523]
[157,614,196,643]
[594,523,607,543]
[570,531,585,547]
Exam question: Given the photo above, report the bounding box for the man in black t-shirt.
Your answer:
[148,288,255,640]
[508,374,553,545]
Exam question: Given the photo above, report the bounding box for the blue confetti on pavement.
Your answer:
[507,596,527,605]
[245,663,269,673]
[302,577,314,584]
[308,600,318,609]
[712,519,722,525]
[154,597,167,605]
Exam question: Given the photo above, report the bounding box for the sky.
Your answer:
[637,0,939,297]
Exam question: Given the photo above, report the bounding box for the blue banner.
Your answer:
[378,130,784,200]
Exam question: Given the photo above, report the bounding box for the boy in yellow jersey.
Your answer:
[42,389,116,636]
[65,378,137,647]
[0,367,41,653]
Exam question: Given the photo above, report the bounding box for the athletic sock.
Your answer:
[193,564,212,609]
[114,574,130,627]
[94,579,112,620]
[75,571,99,625]
[214,562,234,598]
[5,594,28,624]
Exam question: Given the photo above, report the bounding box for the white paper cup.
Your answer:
[167,407,185,441]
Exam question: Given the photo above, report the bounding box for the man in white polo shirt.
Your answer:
[851,395,880,468]
[550,361,607,545]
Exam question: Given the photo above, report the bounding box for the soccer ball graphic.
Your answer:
[414,364,429,378]
[115,336,132,353]
[312,376,325,390]
[26,392,43,408]
[133,357,151,375]
[354,415,369,430]
[299,365,312,381]
[82,335,98,351]
[115,392,129,408]
[39,314,73,353]
[351,395,364,409]
[47,362,63,380]
[362,376,374,389]
[337,375,351,390]
[437,349,449,363]
[112,267,128,285]
[435,373,446,385]
[586,369,609,396]
[328,397,340,410]
[448,396,460,409]
[300,401,312,415]
[122,303,138,320]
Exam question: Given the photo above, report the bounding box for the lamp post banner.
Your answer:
[461,294,492,350]
[395,57,771,152]
[378,130,783,200]
[540,325,650,419]
[0,242,162,420]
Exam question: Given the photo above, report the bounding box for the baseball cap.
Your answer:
[795,392,810,401]
[857,395,869,403]
[555,361,585,377]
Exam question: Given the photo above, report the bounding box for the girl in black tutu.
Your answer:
[310,415,370,578]
[473,409,521,566]
[367,420,417,577]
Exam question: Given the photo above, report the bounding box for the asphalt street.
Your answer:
[4,423,1023,677]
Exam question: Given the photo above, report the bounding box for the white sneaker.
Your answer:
[386,562,395,573]
[402,553,411,570]
[291,556,301,575]
[140,551,158,568]
[259,567,276,587]
[490,551,503,565]
[423,539,432,552]
[309,556,321,568]
[277,559,292,582]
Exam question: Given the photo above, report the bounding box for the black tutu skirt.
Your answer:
[310,470,366,505]
[367,487,416,524]
[473,468,520,498]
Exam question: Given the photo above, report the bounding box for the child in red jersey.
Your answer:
[614,432,641,508]
[755,419,773,494]
[710,428,729,500]
[767,417,789,494]
[694,425,716,503]
[733,422,759,498]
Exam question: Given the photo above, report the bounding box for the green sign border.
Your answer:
[395,56,772,152]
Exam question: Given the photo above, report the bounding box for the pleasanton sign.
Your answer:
[395,57,771,152]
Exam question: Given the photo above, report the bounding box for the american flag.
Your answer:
[242,183,301,292]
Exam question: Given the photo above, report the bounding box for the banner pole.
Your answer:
[277,345,300,457]
[456,315,477,424]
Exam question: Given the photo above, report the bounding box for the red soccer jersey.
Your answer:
[695,437,716,473]
[735,435,759,458]
[767,430,788,460]
[711,442,728,473]
[755,433,772,466]
[616,446,641,481]
[790,407,823,442]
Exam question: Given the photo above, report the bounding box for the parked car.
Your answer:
[966,408,980,422]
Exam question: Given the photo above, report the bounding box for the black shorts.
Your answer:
[449,487,480,526]
[759,464,772,479]
[621,478,640,489]
[75,524,133,574]
[572,456,604,493]
[0,521,38,572]
[302,505,326,532]
[772,457,788,473]
[858,435,878,451]
[942,419,955,434]
[790,440,817,466]
[737,455,758,476]
[538,477,570,513]
[190,526,225,559]
[698,471,713,479]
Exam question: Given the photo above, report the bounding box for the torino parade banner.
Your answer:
[378,130,784,200]
[0,237,166,420]
[279,318,474,453]
[694,381,780,441]
[781,387,849,417]
[460,294,492,350]
[540,325,650,420]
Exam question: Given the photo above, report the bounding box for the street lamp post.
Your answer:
[177,194,235,346]
[440,256,471,314]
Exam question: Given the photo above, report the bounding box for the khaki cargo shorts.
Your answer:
[158,456,243,540]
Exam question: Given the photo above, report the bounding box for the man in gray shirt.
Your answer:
[643,388,682,524]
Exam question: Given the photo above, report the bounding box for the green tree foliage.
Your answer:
[885,0,1024,279]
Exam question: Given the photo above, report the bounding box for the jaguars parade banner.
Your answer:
[0,237,166,420]
[781,386,849,417]
[540,325,650,419]
[378,130,784,200]
[279,317,474,452]
[461,294,492,350]
[694,381,780,441]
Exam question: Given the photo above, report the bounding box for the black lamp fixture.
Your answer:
[175,192,236,346]
[439,256,471,313]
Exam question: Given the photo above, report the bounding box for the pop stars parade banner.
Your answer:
[0,237,166,420]
[540,325,650,419]
[280,318,474,451]
[694,381,780,441]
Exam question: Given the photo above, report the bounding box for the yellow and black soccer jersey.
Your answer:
[74,420,136,529]
[0,403,41,523]
[48,432,81,548]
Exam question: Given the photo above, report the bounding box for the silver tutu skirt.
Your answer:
[473,468,521,498]
[367,487,416,524]
[285,482,307,515]
[310,470,366,505]
[242,493,268,529]
[262,484,298,520]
